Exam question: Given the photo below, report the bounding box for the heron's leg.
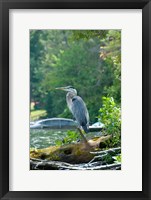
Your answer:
[77,127,90,148]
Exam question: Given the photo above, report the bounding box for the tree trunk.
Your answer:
[30,135,112,164]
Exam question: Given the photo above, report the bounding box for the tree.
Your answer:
[30,30,121,122]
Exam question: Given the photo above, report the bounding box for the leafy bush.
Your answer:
[55,130,79,146]
[98,97,121,147]
[98,97,121,134]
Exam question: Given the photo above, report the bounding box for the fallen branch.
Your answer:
[89,147,121,164]
[30,158,121,170]
[30,135,112,164]
[90,147,121,155]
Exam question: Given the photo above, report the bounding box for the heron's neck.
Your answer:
[66,92,76,98]
[66,92,76,110]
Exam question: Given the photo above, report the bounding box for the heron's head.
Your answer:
[55,86,77,95]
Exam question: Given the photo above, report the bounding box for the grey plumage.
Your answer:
[56,86,89,133]
[70,96,89,133]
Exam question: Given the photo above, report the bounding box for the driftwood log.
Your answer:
[30,135,117,165]
[30,158,121,170]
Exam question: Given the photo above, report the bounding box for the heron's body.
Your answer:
[56,86,89,133]
[66,93,89,133]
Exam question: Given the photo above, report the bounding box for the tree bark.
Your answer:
[30,135,112,164]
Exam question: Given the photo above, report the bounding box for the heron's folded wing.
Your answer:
[71,96,89,126]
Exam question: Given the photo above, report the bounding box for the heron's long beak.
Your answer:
[55,87,67,91]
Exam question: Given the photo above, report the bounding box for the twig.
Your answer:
[88,153,108,163]
[90,147,121,155]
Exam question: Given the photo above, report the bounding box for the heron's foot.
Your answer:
[76,139,81,143]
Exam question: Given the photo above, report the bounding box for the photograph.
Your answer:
[1,0,150,198]
[30,30,121,170]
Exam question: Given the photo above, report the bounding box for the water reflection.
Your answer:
[30,129,102,149]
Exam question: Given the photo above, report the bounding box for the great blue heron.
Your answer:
[56,86,89,142]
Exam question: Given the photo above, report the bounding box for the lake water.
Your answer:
[30,129,102,149]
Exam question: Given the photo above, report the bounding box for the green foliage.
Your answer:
[30,30,121,123]
[30,109,47,121]
[30,30,46,104]
[55,130,79,146]
[102,154,114,164]
[98,97,121,135]
[113,154,121,163]
[98,97,121,147]
[100,31,121,104]
[70,30,108,40]
[55,140,62,146]
[44,92,54,117]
